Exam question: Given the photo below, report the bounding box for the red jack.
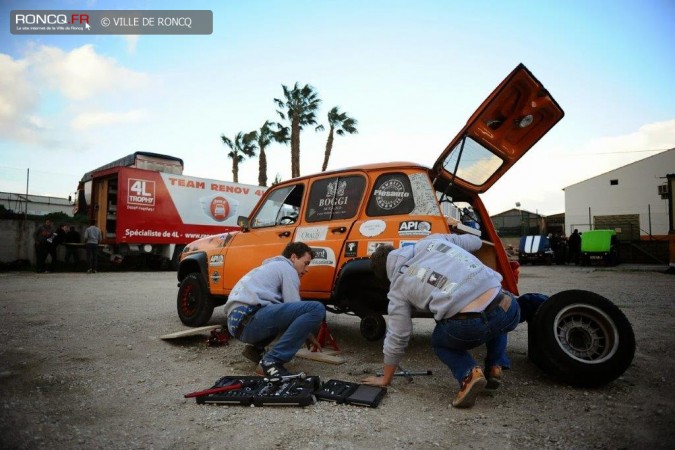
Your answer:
[312,320,340,352]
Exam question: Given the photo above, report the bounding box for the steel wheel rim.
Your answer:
[553,303,619,364]
[180,284,197,316]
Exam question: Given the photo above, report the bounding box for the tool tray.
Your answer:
[195,376,319,407]
[314,379,387,408]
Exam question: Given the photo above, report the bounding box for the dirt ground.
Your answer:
[1,265,674,449]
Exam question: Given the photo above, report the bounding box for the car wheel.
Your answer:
[360,313,387,341]
[177,273,215,326]
[528,289,635,387]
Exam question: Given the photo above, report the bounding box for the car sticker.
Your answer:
[309,247,336,267]
[345,241,358,257]
[359,219,386,237]
[295,226,329,242]
[398,220,431,236]
[211,271,220,283]
[367,241,394,255]
[209,255,224,266]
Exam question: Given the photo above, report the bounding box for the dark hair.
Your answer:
[282,242,314,259]
[370,244,394,282]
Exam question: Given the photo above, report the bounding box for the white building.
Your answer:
[563,148,674,240]
[0,192,73,216]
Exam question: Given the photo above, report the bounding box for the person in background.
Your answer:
[224,242,325,381]
[83,220,103,274]
[48,224,67,271]
[567,229,581,265]
[362,233,521,408]
[34,218,53,273]
[64,226,81,266]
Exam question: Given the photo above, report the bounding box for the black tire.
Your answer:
[528,290,635,387]
[360,314,387,341]
[177,273,214,326]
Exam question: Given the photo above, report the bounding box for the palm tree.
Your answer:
[248,121,289,187]
[274,83,322,178]
[220,131,256,183]
[321,106,358,172]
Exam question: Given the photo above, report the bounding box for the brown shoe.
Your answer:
[486,365,502,390]
[452,367,487,408]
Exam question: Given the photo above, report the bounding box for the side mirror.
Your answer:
[237,216,250,231]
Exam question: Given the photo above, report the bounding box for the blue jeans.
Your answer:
[431,293,520,385]
[517,293,549,323]
[239,301,325,364]
[86,243,98,271]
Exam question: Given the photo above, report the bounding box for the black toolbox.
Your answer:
[314,379,387,408]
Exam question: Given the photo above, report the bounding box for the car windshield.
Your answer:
[441,136,503,186]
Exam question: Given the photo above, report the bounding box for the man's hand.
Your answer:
[362,364,396,387]
[306,333,321,352]
[446,216,460,227]
[361,375,389,387]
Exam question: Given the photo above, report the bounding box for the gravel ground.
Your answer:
[1,265,674,449]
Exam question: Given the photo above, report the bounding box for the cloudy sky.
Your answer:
[1,0,674,215]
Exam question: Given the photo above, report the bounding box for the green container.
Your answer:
[581,230,616,253]
[581,230,619,266]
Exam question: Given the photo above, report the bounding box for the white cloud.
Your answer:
[27,44,147,101]
[123,35,140,53]
[70,109,148,130]
[0,54,42,142]
[586,119,675,154]
[0,44,149,143]
[483,119,675,215]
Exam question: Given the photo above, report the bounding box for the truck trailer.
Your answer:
[75,152,265,269]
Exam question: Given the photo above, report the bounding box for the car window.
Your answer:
[305,175,366,222]
[366,172,441,217]
[251,184,304,228]
[440,136,503,186]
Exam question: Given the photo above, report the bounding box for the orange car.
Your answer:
[176,64,635,387]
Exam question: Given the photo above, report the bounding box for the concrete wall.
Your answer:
[0,219,85,266]
[0,220,37,264]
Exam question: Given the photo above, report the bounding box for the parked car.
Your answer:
[581,229,620,266]
[176,64,635,387]
[518,235,554,265]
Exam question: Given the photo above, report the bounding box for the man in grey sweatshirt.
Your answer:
[225,242,325,381]
[362,233,520,408]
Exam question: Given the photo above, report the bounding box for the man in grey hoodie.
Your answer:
[362,233,520,408]
[224,242,325,381]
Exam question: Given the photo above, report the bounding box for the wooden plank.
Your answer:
[295,348,345,365]
[160,325,221,340]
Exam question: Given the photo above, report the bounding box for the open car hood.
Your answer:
[432,63,564,195]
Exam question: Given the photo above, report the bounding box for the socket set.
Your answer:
[194,376,320,407]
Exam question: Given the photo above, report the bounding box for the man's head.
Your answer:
[370,244,394,282]
[282,242,314,277]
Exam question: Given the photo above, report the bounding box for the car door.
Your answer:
[219,182,305,292]
[432,63,565,195]
[293,172,368,297]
